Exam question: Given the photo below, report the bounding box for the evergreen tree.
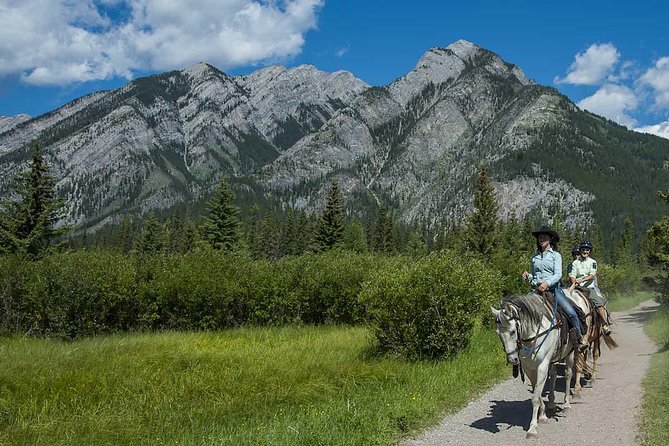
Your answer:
[315,181,345,251]
[375,206,394,253]
[647,193,669,303]
[464,166,499,256]
[135,212,167,254]
[201,178,240,252]
[118,215,135,254]
[247,204,263,258]
[296,210,314,254]
[0,142,68,258]
[614,216,635,266]
[589,225,605,261]
[258,214,280,259]
[281,210,300,256]
[405,231,427,256]
[342,219,368,253]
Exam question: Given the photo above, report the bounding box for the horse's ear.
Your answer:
[491,306,500,319]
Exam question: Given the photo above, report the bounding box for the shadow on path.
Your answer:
[470,399,530,432]
[470,371,575,434]
[615,302,658,326]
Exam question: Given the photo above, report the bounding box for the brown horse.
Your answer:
[566,287,618,397]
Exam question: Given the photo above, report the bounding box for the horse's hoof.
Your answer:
[572,391,582,399]
[562,405,571,412]
[538,417,548,424]
[526,432,538,439]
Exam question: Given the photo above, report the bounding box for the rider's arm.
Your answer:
[526,254,538,286]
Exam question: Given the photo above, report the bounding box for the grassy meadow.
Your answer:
[0,325,508,446]
[639,305,669,446]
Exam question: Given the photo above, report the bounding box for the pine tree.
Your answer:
[405,231,427,256]
[647,192,669,303]
[0,142,68,258]
[296,210,313,254]
[258,214,280,259]
[315,181,345,251]
[282,210,301,256]
[135,212,167,254]
[614,216,635,266]
[118,215,135,254]
[342,219,368,253]
[375,206,394,253]
[246,204,263,258]
[464,166,499,256]
[201,178,240,252]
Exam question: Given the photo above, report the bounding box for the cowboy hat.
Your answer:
[531,226,560,242]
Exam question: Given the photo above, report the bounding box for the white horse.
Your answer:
[492,293,581,438]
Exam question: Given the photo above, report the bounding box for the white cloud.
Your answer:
[555,43,620,85]
[634,121,669,140]
[335,47,348,58]
[0,0,324,86]
[577,84,638,127]
[640,57,669,109]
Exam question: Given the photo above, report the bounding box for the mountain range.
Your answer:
[1,39,668,238]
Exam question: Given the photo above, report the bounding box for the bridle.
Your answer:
[497,294,559,381]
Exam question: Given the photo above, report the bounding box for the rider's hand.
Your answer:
[537,282,549,292]
[522,271,529,280]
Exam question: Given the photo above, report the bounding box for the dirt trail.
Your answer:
[404,300,660,445]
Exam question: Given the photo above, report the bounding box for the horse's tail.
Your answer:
[574,350,593,376]
[603,333,619,349]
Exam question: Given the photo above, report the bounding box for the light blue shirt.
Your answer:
[526,249,563,289]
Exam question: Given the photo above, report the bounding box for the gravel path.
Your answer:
[404,300,660,445]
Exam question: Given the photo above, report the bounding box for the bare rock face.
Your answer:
[1,39,667,233]
[0,63,366,228]
[0,114,31,135]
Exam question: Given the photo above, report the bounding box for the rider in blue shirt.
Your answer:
[522,226,588,351]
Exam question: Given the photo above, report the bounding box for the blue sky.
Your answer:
[1,0,668,137]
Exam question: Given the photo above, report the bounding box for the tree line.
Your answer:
[0,143,651,270]
[1,142,665,359]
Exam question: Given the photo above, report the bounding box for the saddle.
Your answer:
[573,285,591,300]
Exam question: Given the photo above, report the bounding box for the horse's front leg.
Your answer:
[563,351,575,410]
[546,362,557,412]
[527,361,549,438]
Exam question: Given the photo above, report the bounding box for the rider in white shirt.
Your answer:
[569,240,611,335]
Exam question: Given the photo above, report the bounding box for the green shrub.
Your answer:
[293,251,378,324]
[0,252,143,337]
[360,251,503,360]
[598,263,641,297]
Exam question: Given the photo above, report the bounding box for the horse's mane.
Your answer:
[501,293,553,327]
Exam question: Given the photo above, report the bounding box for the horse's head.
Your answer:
[491,304,520,365]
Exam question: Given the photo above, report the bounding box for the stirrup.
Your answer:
[602,324,612,336]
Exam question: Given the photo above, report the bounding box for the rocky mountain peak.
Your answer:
[181,62,223,80]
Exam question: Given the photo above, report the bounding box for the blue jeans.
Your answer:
[554,287,583,335]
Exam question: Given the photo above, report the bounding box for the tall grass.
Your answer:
[639,307,669,446]
[0,325,508,446]
[607,291,655,312]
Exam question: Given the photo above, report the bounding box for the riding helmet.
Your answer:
[579,240,593,251]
